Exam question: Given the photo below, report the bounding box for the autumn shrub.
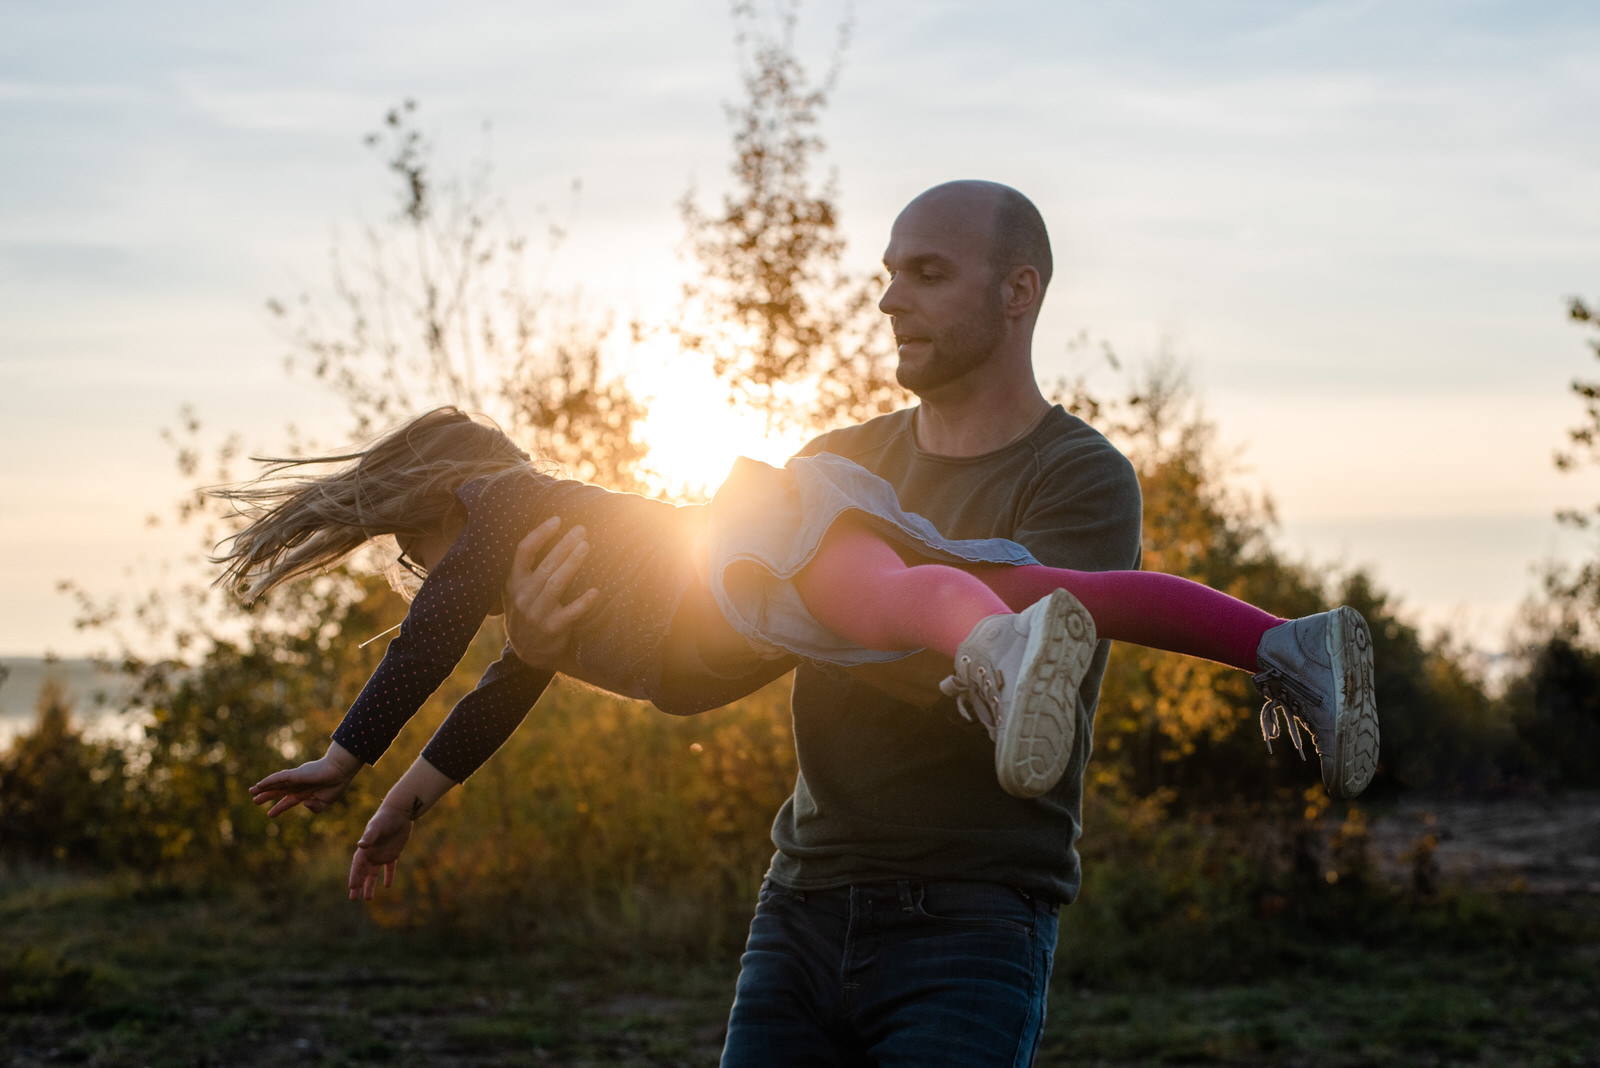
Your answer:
[360,678,796,959]
[0,680,129,869]
[1502,636,1600,789]
[1055,783,1594,991]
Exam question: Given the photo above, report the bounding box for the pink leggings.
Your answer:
[790,519,1284,672]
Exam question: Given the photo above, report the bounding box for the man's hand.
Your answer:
[502,517,599,665]
[249,742,363,817]
[348,805,413,901]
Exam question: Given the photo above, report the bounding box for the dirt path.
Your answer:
[1366,793,1600,894]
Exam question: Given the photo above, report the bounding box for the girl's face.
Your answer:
[398,519,504,615]
[397,524,458,576]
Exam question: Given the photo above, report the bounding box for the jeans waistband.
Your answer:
[769,877,1053,909]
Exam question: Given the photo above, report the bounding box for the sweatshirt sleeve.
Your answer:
[1011,437,1144,574]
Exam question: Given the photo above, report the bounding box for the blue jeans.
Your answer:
[720,878,1059,1067]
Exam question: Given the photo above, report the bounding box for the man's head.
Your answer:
[879,181,1051,396]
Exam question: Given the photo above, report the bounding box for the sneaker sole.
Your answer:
[1327,606,1379,798]
[995,590,1097,799]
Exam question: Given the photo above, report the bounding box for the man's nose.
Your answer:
[878,276,905,316]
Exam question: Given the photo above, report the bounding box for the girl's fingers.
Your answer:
[265,795,303,818]
[251,771,318,796]
[350,849,384,900]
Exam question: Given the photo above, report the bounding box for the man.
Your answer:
[506,180,1144,1065]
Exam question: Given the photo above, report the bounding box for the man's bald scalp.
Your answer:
[909,180,1053,300]
[990,185,1052,298]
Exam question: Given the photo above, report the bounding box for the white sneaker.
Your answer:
[939,589,1097,799]
[1254,605,1379,799]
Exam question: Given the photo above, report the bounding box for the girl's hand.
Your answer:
[249,743,363,817]
[349,805,413,901]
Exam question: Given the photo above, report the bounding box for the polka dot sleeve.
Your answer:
[331,469,554,768]
[419,642,550,782]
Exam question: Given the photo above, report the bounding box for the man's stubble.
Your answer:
[893,280,1008,396]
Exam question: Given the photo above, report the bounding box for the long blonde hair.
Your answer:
[213,408,533,600]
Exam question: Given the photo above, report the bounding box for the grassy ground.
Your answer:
[4,868,1598,1067]
[2,868,736,1067]
[1044,945,1600,1067]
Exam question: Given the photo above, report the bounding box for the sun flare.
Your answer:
[620,335,814,502]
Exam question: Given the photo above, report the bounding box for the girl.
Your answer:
[228,408,1376,898]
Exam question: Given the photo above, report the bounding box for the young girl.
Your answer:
[229,408,1377,899]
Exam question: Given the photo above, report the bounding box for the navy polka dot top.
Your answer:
[330,466,707,782]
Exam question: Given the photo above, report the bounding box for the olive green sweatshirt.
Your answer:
[768,405,1143,903]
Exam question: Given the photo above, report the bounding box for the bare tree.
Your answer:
[676,0,905,433]
[268,100,648,491]
[1540,294,1600,635]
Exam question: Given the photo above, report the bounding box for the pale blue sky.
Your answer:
[2,0,1597,658]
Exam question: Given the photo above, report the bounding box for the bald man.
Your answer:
[508,181,1143,1065]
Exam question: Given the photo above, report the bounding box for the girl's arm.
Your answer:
[249,740,365,817]
[347,754,455,901]
[331,475,548,769]
[348,652,552,903]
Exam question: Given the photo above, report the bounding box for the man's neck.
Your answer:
[913,378,1052,457]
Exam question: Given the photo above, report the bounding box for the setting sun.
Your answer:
[619,334,815,502]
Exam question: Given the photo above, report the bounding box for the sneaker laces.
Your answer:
[939,654,1004,741]
[1252,669,1312,761]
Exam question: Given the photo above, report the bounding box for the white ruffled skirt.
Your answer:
[705,453,1038,668]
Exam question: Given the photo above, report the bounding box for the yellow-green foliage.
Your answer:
[1081,365,1327,804]
[10,565,801,950]
[366,679,795,954]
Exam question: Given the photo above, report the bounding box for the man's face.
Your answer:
[879,192,1005,396]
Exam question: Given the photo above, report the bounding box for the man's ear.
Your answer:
[1002,265,1040,319]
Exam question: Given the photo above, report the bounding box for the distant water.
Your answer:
[0,656,137,746]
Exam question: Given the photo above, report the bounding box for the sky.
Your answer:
[2,0,1597,662]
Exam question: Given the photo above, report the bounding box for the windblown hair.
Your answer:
[212,408,532,600]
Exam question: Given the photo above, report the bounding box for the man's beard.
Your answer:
[894,286,1006,395]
